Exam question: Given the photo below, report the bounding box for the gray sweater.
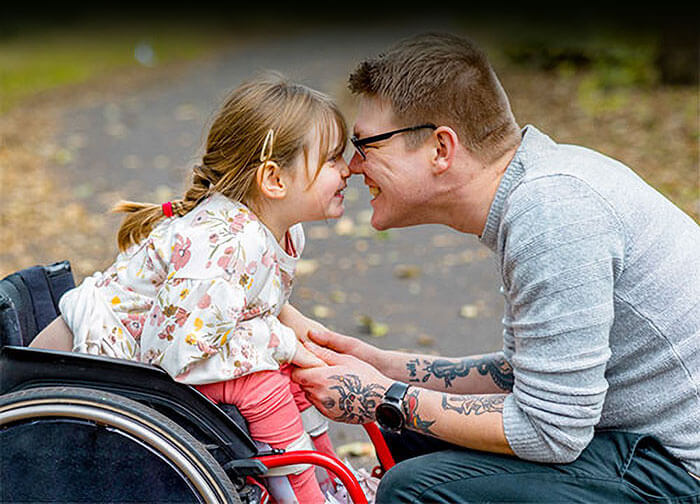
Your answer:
[480,125,699,474]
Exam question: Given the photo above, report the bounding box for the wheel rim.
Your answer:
[1,398,227,503]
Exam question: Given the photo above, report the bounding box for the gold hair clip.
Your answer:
[260,129,275,163]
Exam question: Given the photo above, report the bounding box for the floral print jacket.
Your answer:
[59,193,303,384]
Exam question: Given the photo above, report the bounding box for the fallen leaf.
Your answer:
[330,290,347,303]
[307,226,330,240]
[354,240,369,252]
[370,323,389,338]
[312,305,333,319]
[53,148,73,165]
[393,264,421,279]
[366,254,382,266]
[356,315,389,338]
[295,259,318,277]
[335,217,355,236]
[336,442,375,458]
[459,304,479,318]
[417,334,435,346]
[373,230,391,240]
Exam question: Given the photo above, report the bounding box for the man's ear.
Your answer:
[256,161,287,199]
[432,126,458,175]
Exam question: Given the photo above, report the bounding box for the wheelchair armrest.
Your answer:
[0,345,257,460]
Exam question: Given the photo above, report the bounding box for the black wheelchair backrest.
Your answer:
[0,261,75,347]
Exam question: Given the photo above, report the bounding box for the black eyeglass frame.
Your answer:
[350,123,437,160]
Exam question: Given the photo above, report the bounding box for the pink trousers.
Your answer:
[196,366,325,503]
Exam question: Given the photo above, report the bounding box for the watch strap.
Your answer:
[385,381,410,403]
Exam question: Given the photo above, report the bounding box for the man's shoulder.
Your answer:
[500,173,626,264]
[505,172,615,223]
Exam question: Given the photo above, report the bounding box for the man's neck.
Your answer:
[445,146,518,235]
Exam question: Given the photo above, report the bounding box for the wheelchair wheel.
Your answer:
[0,386,241,503]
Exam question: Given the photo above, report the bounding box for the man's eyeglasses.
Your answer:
[350,123,437,160]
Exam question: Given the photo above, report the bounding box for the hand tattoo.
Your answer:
[407,354,514,391]
[441,394,506,415]
[328,374,384,424]
[402,387,436,435]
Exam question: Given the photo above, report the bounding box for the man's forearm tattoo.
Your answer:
[441,394,506,416]
[329,374,384,424]
[402,387,436,435]
[407,354,514,391]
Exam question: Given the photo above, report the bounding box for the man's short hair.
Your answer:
[348,32,521,163]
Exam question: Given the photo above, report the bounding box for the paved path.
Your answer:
[54,18,505,456]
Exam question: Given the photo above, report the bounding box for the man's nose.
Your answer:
[348,152,364,174]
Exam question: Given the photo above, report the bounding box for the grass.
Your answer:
[0,22,231,114]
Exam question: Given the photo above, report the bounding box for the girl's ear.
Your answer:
[256,161,287,199]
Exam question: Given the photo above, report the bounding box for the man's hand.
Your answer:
[292,341,391,424]
[307,329,384,367]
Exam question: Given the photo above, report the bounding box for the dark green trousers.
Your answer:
[378,430,699,503]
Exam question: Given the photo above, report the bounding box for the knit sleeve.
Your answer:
[500,174,625,463]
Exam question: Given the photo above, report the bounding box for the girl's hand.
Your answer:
[279,303,327,344]
[291,340,327,368]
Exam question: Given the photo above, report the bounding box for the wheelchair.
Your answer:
[0,261,395,503]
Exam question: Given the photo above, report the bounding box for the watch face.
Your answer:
[376,403,403,431]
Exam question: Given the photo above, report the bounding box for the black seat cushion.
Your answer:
[0,261,75,347]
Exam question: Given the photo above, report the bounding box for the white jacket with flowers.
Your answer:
[59,193,302,384]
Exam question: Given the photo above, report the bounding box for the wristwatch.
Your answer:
[375,382,410,432]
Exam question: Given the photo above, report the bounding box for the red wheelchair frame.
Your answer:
[254,422,395,504]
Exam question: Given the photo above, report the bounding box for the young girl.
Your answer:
[32,73,351,503]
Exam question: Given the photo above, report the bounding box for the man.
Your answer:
[291,32,699,501]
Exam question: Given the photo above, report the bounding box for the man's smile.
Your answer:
[363,176,381,199]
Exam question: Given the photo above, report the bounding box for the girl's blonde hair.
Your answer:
[113,72,347,251]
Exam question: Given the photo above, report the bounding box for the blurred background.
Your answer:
[1,3,698,464]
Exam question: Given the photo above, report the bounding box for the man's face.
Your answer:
[349,96,435,230]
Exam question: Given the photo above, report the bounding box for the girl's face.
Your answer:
[289,123,350,222]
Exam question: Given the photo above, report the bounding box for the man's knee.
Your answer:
[375,461,419,503]
[375,455,494,504]
[374,449,540,503]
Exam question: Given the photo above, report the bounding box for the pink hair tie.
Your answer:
[162,201,174,217]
